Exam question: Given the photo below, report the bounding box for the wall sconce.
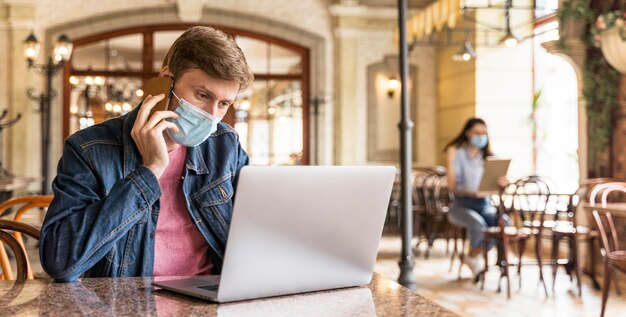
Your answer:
[387,77,400,98]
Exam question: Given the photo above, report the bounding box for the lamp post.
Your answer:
[23,32,73,195]
[397,0,416,290]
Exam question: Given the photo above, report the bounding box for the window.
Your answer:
[64,25,310,164]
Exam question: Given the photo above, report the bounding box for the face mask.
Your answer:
[166,91,221,147]
[470,135,488,149]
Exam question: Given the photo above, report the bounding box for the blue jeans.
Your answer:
[447,197,500,251]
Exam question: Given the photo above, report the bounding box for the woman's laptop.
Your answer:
[152,166,395,303]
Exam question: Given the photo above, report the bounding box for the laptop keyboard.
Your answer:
[197,284,219,292]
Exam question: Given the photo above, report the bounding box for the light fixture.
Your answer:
[452,39,476,62]
[498,0,521,48]
[500,29,521,48]
[239,99,251,111]
[387,76,400,98]
[24,31,73,195]
[53,34,73,64]
[23,32,40,66]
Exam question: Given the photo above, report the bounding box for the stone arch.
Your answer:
[43,5,331,168]
[542,40,588,181]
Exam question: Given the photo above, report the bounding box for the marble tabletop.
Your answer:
[0,273,458,316]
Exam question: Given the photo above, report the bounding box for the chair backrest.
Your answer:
[511,176,551,230]
[592,210,619,256]
[589,182,626,254]
[0,220,41,281]
[0,195,52,280]
[433,175,453,213]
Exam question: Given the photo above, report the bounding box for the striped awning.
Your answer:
[406,0,462,41]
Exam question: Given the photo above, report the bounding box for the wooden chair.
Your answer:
[0,195,53,280]
[480,183,531,298]
[511,176,551,297]
[479,175,553,298]
[0,220,41,281]
[590,182,626,317]
[549,178,614,296]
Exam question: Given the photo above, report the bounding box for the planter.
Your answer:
[601,27,626,74]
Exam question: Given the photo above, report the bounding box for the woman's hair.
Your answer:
[444,117,493,159]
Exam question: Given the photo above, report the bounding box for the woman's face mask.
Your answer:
[470,134,488,149]
[166,91,221,147]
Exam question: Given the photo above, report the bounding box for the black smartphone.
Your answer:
[143,76,174,118]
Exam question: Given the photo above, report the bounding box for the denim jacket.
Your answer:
[40,107,248,282]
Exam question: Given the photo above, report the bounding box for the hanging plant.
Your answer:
[591,10,626,46]
[557,1,622,176]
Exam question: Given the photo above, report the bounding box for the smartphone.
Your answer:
[143,76,174,118]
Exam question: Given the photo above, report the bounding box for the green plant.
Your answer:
[591,10,626,46]
[557,0,622,176]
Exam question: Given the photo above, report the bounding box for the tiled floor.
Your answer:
[374,236,626,317]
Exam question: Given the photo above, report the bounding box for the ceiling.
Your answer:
[330,0,437,8]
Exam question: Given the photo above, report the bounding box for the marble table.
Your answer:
[0,273,458,316]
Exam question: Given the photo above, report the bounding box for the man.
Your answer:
[40,26,254,282]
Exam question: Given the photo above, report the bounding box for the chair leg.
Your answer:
[0,242,13,280]
[445,224,452,257]
[601,263,611,317]
[536,235,548,297]
[572,236,582,297]
[449,228,458,272]
[458,229,466,280]
[590,236,600,289]
[517,238,526,289]
[502,237,511,299]
[611,269,621,295]
[481,238,489,291]
[551,235,559,293]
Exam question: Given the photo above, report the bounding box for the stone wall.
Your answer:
[1,0,340,193]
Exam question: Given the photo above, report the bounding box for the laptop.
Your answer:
[152,165,395,303]
[477,158,511,194]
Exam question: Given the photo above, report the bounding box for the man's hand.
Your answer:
[130,94,179,179]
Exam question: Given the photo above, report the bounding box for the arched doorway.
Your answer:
[63,24,310,165]
[534,21,580,193]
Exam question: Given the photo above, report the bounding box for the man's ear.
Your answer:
[159,66,171,77]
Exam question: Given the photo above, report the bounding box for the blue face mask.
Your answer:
[166,91,221,147]
[470,135,488,149]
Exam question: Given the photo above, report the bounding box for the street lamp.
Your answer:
[23,32,73,195]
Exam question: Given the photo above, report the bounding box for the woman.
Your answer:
[445,118,508,277]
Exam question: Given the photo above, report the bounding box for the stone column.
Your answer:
[612,75,626,178]
[1,0,40,193]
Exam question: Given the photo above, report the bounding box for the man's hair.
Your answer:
[163,26,253,91]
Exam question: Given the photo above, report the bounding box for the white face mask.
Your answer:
[166,91,221,147]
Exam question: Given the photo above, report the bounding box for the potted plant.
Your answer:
[593,10,626,73]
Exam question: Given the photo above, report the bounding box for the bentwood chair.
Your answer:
[481,183,531,299]
[413,171,445,259]
[512,176,551,297]
[0,195,53,280]
[589,182,626,317]
[0,220,41,280]
[549,179,614,296]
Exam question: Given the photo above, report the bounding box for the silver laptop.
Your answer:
[152,165,395,303]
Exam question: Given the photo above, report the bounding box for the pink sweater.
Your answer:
[153,146,213,276]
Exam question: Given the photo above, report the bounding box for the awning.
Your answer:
[406,0,462,41]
